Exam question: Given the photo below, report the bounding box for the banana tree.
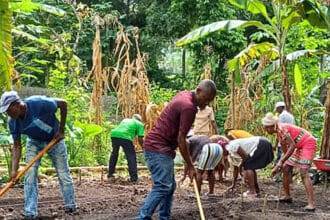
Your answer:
[0,1,12,91]
[0,0,65,91]
[293,63,326,127]
[176,0,329,112]
[320,80,330,159]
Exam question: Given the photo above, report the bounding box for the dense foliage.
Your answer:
[0,0,329,177]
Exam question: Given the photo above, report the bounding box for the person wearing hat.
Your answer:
[274,101,295,164]
[275,101,295,124]
[221,136,274,198]
[0,91,77,219]
[262,112,316,211]
[108,114,144,182]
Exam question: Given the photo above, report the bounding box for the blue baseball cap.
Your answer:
[0,91,20,113]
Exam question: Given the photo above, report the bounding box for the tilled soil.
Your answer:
[0,173,330,220]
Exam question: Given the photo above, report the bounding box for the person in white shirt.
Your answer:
[223,136,274,198]
[275,102,295,163]
[276,101,295,124]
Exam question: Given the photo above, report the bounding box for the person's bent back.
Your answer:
[0,91,77,219]
[108,114,144,182]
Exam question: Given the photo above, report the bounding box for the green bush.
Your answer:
[150,83,177,104]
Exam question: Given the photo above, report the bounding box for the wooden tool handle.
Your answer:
[0,137,60,198]
[193,178,206,220]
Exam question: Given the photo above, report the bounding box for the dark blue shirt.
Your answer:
[9,96,59,142]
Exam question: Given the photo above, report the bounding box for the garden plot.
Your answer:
[0,174,330,220]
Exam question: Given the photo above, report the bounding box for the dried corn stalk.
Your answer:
[224,87,255,130]
[200,63,212,80]
[145,103,166,132]
[109,24,153,151]
[88,15,106,125]
[110,24,150,124]
[201,63,219,110]
[198,63,219,135]
[224,52,273,134]
[200,63,220,118]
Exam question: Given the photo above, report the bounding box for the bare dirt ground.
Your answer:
[0,171,330,220]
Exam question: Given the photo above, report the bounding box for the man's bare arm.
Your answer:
[11,140,22,179]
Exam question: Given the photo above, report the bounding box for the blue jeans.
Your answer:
[24,138,76,217]
[139,151,176,220]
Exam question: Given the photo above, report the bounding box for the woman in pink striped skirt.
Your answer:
[262,113,316,212]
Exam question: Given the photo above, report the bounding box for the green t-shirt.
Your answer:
[111,118,145,141]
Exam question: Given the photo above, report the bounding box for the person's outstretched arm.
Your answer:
[55,99,67,140]
[178,131,196,180]
[272,134,296,176]
[11,139,22,180]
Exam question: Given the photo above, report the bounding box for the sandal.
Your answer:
[279,197,293,203]
[303,206,315,212]
[243,191,257,199]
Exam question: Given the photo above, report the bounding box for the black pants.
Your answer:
[108,137,138,181]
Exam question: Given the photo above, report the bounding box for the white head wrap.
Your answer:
[275,101,285,109]
[262,112,279,126]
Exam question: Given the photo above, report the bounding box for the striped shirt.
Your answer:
[197,143,223,170]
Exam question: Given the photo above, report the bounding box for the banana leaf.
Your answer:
[0,0,13,91]
[176,20,267,47]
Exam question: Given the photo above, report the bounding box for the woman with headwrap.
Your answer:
[262,112,316,212]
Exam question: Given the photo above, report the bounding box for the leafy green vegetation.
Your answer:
[0,0,329,171]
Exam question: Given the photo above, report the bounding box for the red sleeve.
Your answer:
[179,108,196,136]
[278,125,291,147]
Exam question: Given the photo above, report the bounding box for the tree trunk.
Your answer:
[280,57,292,112]
[182,48,186,79]
[126,0,131,22]
[231,71,236,129]
[320,80,330,159]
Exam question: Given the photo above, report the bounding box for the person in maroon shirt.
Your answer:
[139,79,217,220]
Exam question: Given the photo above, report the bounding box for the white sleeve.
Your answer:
[210,108,215,121]
[227,141,239,153]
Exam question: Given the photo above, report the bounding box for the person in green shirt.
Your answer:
[108,114,144,182]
